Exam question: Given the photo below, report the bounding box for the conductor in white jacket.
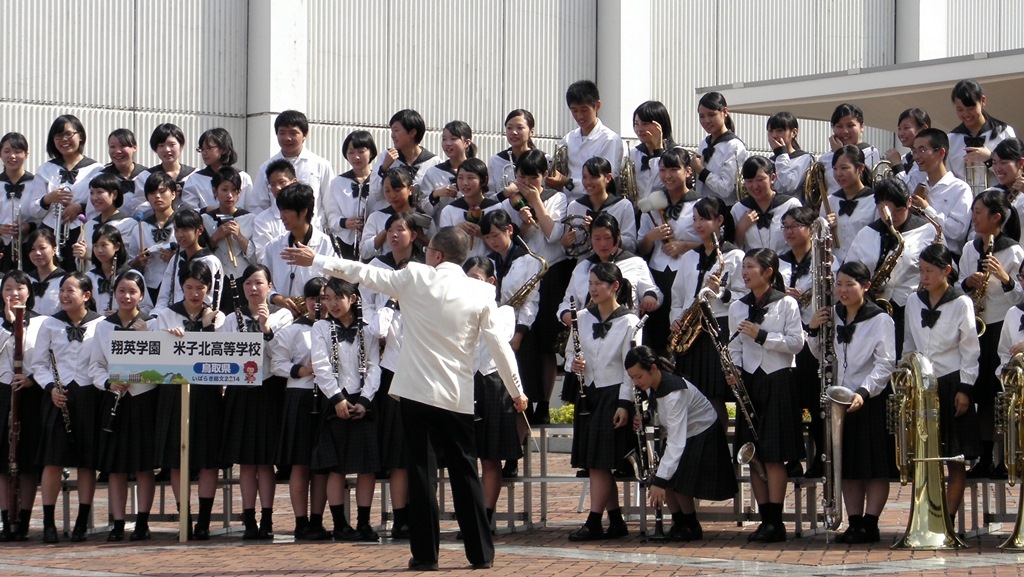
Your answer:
[283,226,527,570]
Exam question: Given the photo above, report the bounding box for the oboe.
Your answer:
[48,349,74,443]
[106,255,118,313]
[8,305,25,535]
[569,296,590,416]
[167,242,180,305]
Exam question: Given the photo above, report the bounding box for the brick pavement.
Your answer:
[5,451,1024,576]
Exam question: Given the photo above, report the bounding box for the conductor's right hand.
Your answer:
[512,395,529,413]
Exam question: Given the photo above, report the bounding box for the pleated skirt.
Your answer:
[97,389,159,474]
[311,397,380,475]
[840,388,893,480]
[220,376,287,465]
[0,383,43,475]
[276,388,320,467]
[570,384,632,470]
[667,423,738,500]
[153,383,225,470]
[734,369,804,464]
[675,319,731,402]
[938,372,981,460]
[474,371,522,462]
[38,382,99,469]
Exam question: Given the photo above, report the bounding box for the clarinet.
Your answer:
[102,388,123,434]
[310,296,321,415]
[106,255,118,313]
[327,321,341,416]
[210,271,222,313]
[48,349,74,443]
[568,296,590,416]
[167,243,180,305]
[228,275,245,332]
[8,305,25,534]
[352,300,368,418]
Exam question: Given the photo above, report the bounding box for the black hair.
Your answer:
[565,80,600,107]
[91,224,129,270]
[384,211,425,237]
[0,132,29,152]
[457,157,488,193]
[431,226,469,265]
[897,108,931,129]
[61,272,97,312]
[46,115,86,158]
[582,157,617,196]
[782,205,817,227]
[914,127,950,161]
[174,208,211,249]
[766,112,801,150]
[744,248,785,292]
[303,276,327,300]
[590,212,622,246]
[211,166,243,192]
[89,172,124,208]
[624,345,658,371]
[389,109,426,144]
[973,189,1021,241]
[659,147,696,189]
[25,228,59,267]
[107,128,137,149]
[830,103,865,127]
[504,109,537,149]
[113,270,146,300]
[383,166,416,193]
[342,130,378,161]
[952,80,1009,138]
[274,110,309,135]
[1,270,36,313]
[836,261,872,285]
[590,261,633,307]
[265,158,296,181]
[741,155,775,180]
[181,259,213,289]
[197,128,239,166]
[444,120,477,159]
[144,171,180,198]
[993,138,1024,163]
[276,182,316,223]
[149,123,185,152]
[832,144,872,187]
[479,209,514,236]
[515,149,548,177]
[463,255,495,277]
[698,92,734,132]
[694,197,736,242]
[633,101,675,146]
[873,177,911,208]
[240,263,273,287]
[919,243,958,285]
[324,277,357,299]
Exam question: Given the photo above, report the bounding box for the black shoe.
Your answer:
[605,521,628,539]
[332,525,358,541]
[0,526,11,542]
[471,560,494,569]
[257,522,274,540]
[575,469,590,478]
[352,524,379,542]
[834,526,857,543]
[844,526,879,544]
[967,461,993,479]
[501,461,519,479]
[129,528,152,542]
[390,524,411,540]
[407,557,438,571]
[991,463,1009,480]
[675,523,703,542]
[804,459,824,479]
[748,522,785,543]
[43,526,59,544]
[192,526,210,541]
[242,524,259,540]
[568,524,604,541]
[70,527,88,542]
[107,527,125,542]
[785,461,803,478]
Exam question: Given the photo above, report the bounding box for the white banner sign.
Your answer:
[107,330,263,386]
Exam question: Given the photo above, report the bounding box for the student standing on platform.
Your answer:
[144,124,196,192]
[0,132,33,272]
[182,128,253,211]
[250,110,334,215]
[133,173,178,305]
[249,160,297,263]
[816,104,882,195]
[630,100,676,200]
[323,131,376,261]
[265,183,335,318]
[766,112,814,202]
[823,145,875,263]
[886,108,932,192]
[489,109,539,199]
[731,156,801,254]
[25,229,65,317]
[909,128,973,258]
[947,79,1016,188]
[988,138,1024,243]
[421,120,476,220]
[689,92,748,207]
[546,80,623,202]
[562,157,637,256]
[367,109,442,211]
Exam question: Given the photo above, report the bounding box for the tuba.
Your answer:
[667,234,724,354]
[502,236,548,309]
[868,206,903,316]
[618,143,638,204]
[996,352,1024,548]
[887,352,968,549]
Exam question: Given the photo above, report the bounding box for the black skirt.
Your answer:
[97,389,159,474]
[675,318,732,402]
[534,258,574,354]
[734,369,804,464]
[376,369,407,470]
[643,267,675,354]
[938,372,981,460]
[841,388,892,480]
[0,383,43,475]
[221,376,287,465]
[311,396,380,475]
[474,371,523,462]
[974,320,1003,405]
[276,388,320,467]
[570,384,632,470]
[153,383,225,470]
[666,423,738,500]
[793,343,821,410]
[38,382,100,469]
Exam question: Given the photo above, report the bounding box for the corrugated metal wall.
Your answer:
[0,0,248,172]
[945,0,1024,56]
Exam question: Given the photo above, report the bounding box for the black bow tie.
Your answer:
[66,325,85,342]
[119,179,136,195]
[838,198,858,217]
[592,319,612,339]
[664,201,683,222]
[97,277,111,295]
[183,317,205,332]
[32,281,49,297]
[59,168,79,185]
[790,260,810,283]
[333,323,359,344]
[586,209,600,221]
[747,304,768,324]
[5,182,24,199]
[756,211,773,229]
[921,309,942,329]
[836,324,855,344]
[964,135,986,148]
[152,227,172,243]
[245,318,261,333]
[352,182,369,199]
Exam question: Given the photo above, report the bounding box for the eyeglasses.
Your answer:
[425,246,443,258]
[912,147,939,156]
[196,145,220,153]
[54,131,78,141]
[781,225,807,231]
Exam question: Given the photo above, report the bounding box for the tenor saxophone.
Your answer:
[501,236,548,309]
[869,206,904,316]
[667,233,725,354]
[996,352,1024,548]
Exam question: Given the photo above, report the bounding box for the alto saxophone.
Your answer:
[971,234,995,337]
[502,236,548,309]
[996,352,1024,549]
[869,206,904,316]
[667,233,725,355]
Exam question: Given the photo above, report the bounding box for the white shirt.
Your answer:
[322,171,371,248]
[270,320,316,390]
[366,149,443,213]
[649,373,717,486]
[727,291,804,375]
[87,313,155,396]
[0,311,43,386]
[359,255,412,373]
[419,161,461,221]
[637,193,701,273]
[490,244,544,331]
[153,249,224,312]
[221,305,293,380]
[947,119,1016,186]
[996,305,1024,377]
[559,119,623,202]
[917,171,973,255]
[81,213,141,261]
[807,303,895,399]
[779,250,815,325]
[486,149,524,200]
[565,194,637,255]
[731,193,803,254]
[958,235,1024,325]
[136,212,176,291]
[29,269,66,317]
[182,167,255,211]
[29,311,105,389]
[475,305,517,376]
[24,157,103,229]
[558,252,663,320]
[0,174,34,247]
[695,132,748,206]
[438,197,504,261]
[265,227,336,299]
[564,305,639,402]
[201,209,256,279]
[249,205,286,263]
[770,149,814,201]
[312,257,523,415]
[903,288,979,384]
[817,144,882,196]
[670,244,746,322]
[629,144,665,200]
[843,215,935,307]
[251,148,334,214]
[821,187,876,264]
[499,190,568,267]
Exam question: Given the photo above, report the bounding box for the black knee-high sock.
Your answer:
[310,513,324,529]
[392,507,407,528]
[295,515,309,531]
[356,506,370,527]
[679,512,698,527]
[43,505,56,528]
[671,510,685,526]
[112,519,125,531]
[243,508,257,528]
[135,512,150,531]
[607,508,624,526]
[847,514,863,530]
[329,504,348,529]
[74,504,92,533]
[862,514,879,532]
[196,497,214,530]
[585,511,602,530]
[260,507,273,528]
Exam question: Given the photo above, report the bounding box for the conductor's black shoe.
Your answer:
[785,461,803,478]
[129,528,151,542]
[967,461,993,479]
[804,458,824,479]
[106,527,125,542]
[43,526,59,544]
[567,524,604,541]
[605,521,629,539]
[991,462,1009,480]
[470,560,494,569]
[407,557,438,571]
